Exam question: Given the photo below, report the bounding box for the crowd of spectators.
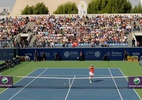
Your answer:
[0,16,29,48]
[0,14,142,48]
[30,14,139,47]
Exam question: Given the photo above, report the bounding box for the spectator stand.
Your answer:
[26,15,132,48]
[2,14,142,48]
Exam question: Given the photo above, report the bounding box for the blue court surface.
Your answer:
[0,68,141,100]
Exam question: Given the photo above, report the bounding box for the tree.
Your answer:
[87,0,132,14]
[132,3,142,13]
[33,2,49,14]
[28,6,34,14]
[21,2,49,15]
[54,2,78,14]
[21,5,31,15]
[122,0,132,13]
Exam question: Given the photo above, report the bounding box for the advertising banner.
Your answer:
[18,48,142,61]
[0,76,13,88]
[128,77,142,88]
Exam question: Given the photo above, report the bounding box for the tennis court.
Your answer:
[0,68,141,100]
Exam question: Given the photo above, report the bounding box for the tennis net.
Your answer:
[10,75,129,89]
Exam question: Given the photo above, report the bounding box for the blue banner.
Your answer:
[18,48,142,61]
[0,49,15,60]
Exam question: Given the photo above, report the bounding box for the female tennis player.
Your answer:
[89,64,94,83]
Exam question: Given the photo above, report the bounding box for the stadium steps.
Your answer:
[130,20,141,47]
[25,22,36,47]
[25,22,35,30]
[127,32,134,47]
[29,34,37,47]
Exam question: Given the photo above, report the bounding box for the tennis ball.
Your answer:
[64,83,66,85]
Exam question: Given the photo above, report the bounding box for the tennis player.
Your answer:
[89,64,94,83]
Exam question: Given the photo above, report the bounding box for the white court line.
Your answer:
[108,68,123,100]
[64,76,76,100]
[0,68,39,94]
[8,68,48,100]
[118,68,142,100]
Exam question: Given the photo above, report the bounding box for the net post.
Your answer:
[69,78,70,87]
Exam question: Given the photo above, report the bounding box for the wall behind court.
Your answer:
[0,49,15,60]
[18,48,142,61]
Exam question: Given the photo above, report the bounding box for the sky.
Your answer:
[0,0,141,11]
